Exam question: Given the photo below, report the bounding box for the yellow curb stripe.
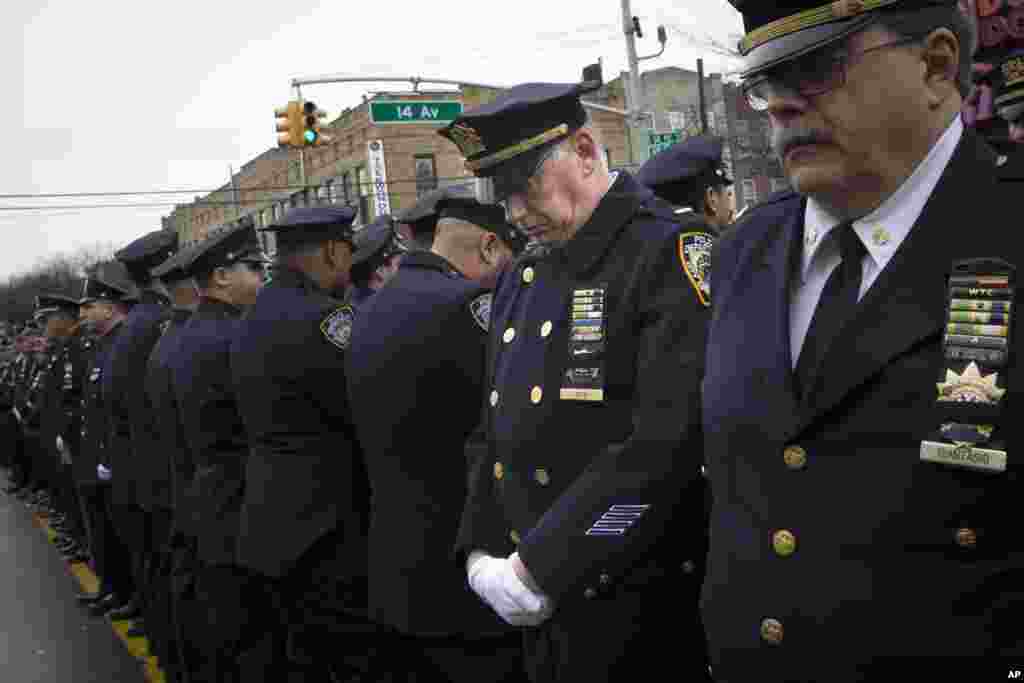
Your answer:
[33,512,166,683]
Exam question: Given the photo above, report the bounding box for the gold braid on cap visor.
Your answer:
[466,124,570,172]
[739,0,901,54]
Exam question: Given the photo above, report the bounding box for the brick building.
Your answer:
[166,86,630,253]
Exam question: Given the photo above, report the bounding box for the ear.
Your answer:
[571,129,601,176]
[479,232,498,265]
[921,28,960,106]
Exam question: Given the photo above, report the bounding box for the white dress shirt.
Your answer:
[790,115,964,367]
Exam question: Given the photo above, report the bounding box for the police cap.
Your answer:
[396,183,477,240]
[150,240,203,283]
[637,135,733,207]
[80,260,137,304]
[33,293,79,321]
[180,220,267,277]
[258,206,358,249]
[439,81,601,200]
[115,229,179,282]
[728,0,958,78]
[436,196,528,255]
[352,216,407,268]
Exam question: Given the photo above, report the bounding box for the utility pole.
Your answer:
[697,58,708,134]
[622,0,645,167]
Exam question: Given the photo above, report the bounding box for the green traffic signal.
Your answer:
[304,129,317,144]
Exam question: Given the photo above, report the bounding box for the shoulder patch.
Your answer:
[320,305,355,351]
[678,232,713,307]
[469,293,492,332]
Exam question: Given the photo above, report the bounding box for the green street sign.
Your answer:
[369,100,464,125]
[647,130,682,157]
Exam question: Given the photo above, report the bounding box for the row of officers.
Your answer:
[6,8,1024,675]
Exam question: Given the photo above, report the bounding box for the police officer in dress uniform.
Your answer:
[396,183,479,251]
[36,294,90,564]
[231,206,375,681]
[703,2,1022,679]
[75,263,139,616]
[104,228,177,629]
[636,134,736,234]
[17,318,53,507]
[439,82,713,683]
[347,196,528,683]
[346,214,407,310]
[168,222,276,683]
[146,241,203,683]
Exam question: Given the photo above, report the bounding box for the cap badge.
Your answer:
[447,123,486,158]
[1002,56,1024,87]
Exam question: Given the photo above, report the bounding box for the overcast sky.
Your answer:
[3,0,743,279]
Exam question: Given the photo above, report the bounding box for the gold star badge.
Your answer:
[937,362,1006,404]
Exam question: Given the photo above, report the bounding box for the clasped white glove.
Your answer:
[55,436,71,465]
[97,464,112,481]
[467,552,554,627]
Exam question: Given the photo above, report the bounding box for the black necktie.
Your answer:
[794,222,866,399]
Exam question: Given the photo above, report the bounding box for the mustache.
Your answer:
[771,127,834,159]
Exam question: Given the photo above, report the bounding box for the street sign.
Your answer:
[369,100,464,124]
[367,140,391,218]
[647,130,682,157]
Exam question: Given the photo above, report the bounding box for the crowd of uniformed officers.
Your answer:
[4,1,1023,678]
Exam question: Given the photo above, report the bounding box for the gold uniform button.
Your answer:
[598,573,611,586]
[522,267,535,284]
[954,527,978,549]
[681,560,696,574]
[583,587,597,600]
[772,530,797,557]
[489,390,499,407]
[493,462,504,480]
[783,445,807,470]
[503,328,516,343]
[540,321,553,338]
[530,386,543,404]
[510,530,521,544]
[534,468,550,486]
[760,618,784,645]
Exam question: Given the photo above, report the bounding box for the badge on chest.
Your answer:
[561,286,607,402]
[920,259,1015,474]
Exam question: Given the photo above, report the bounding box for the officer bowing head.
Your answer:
[78,261,135,336]
[439,80,611,244]
[347,215,407,307]
[637,135,735,232]
[431,196,525,288]
[257,206,357,298]
[34,294,80,340]
[182,221,268,308]
[396,182,477,250]
[731,0,973,218]
[114,228,178,303]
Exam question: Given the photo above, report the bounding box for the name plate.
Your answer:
[920,440,1007,473]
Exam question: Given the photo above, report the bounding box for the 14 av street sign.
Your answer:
[370,100,464,124]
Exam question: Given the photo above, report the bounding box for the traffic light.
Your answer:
[302,101,332,146]
[275,101,303,148]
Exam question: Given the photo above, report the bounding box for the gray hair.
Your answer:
[871,5,976,97]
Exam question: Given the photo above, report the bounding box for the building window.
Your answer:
[415,155,438,198]
[742,179,757,205]
[356,166,370,224]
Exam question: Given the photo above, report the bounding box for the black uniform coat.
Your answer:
[231,267,369,581]
[38,341,67,466]
[456,172,711,675]
[146,308,195,537]
[172,297,249,566]
[701,129,1024,681]
[103,291,169,506]
[76,325,120,486]
[347,250,512,637]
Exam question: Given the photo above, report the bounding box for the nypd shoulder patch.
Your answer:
[469,293,492,332]
[678,232,713,307]
[320,305,355,351]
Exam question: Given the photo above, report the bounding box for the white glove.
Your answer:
[55,436,71,465]
[467,552,554,627]
[97,464,112,481]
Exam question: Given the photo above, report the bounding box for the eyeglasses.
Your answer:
[741,36,923,112]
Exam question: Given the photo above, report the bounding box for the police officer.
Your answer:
[169,221,274,682]
[636,135,736,234]
[704,2,1018,679]
[35,294,90,564]
[439,81,712,682]
[104,228,177,628]
[16,317,53,509]
[146,242,203,683]
[346,214,407,309]
[348,196,527,683]
[231,206,374,680]
[75,263,139,616]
